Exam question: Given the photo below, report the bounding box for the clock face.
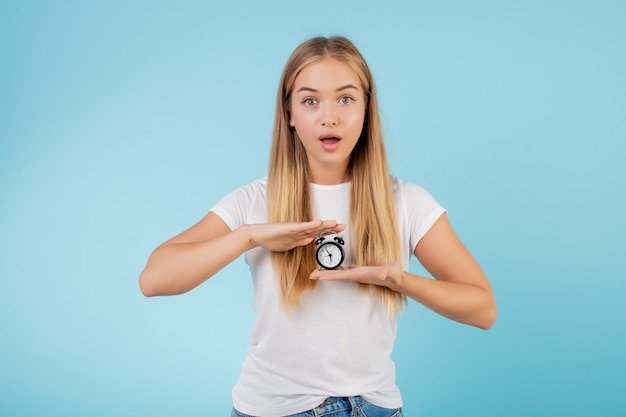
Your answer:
[316,241,345,269]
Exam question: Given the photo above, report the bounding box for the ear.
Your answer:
[289,117,295,127]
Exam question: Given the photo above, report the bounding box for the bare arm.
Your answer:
[139,212,249,296]
[139,212,345,297]
[310,214,497,329]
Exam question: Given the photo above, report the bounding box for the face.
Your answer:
[289,58,366,184]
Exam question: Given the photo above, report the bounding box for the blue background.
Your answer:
[1,1,625,415]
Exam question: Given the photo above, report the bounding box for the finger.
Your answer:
[291,237,315,248]
[288,220,322,233]
[305,220,339,236]
[317,266,380,280]
[310,269,353,281]
[332,223,347,233]
[317,220,346,235]
[323,222,346,233]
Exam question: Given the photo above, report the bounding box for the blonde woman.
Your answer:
[140,36,497,417]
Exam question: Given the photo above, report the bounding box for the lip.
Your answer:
[318,132,342,141]
[318,133,342,151]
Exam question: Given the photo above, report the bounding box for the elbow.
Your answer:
[477,304,498,330]
[474,285,498,330]
[139,267,190,297]
[139,269,159,297]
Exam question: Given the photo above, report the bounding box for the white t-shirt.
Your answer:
[210,177,446,417]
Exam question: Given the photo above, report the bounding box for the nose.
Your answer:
[321,103,338,126]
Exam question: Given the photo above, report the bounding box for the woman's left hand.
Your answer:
[309,263,403,288]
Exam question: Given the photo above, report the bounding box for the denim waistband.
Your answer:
[232,395,402,417]
[314,396,364,416]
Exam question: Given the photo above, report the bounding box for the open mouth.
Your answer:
[319,133,342,143]
[319,134,342,151]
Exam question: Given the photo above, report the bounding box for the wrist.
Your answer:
[236,224,258,250]
[381,264,404,291]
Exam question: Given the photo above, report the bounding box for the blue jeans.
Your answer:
[231,396,403,417]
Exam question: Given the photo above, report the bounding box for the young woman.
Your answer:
[140,36,497,417]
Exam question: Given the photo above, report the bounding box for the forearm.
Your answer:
[388,270,497,329]
[139,225,254,296]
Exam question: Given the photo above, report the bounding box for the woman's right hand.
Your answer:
[245,220,346,252]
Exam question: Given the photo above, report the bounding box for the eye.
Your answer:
[302,97,317,107]
[338,95,355,105]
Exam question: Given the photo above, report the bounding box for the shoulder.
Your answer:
[212,177,267,209]
[222,177,267,201]
[237,177,267,196]
[391,176,437,203]
[391,176,447,250]
[210,177,267,229]
[391,175,446,222]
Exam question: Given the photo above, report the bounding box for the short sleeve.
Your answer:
[209,178,267,230]
[394,179,447,254]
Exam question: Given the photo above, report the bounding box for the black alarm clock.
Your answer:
[315,234,345,270]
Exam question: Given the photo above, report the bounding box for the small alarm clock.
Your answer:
[315,234,345,270]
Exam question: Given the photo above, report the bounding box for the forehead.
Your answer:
[293,58,361,91]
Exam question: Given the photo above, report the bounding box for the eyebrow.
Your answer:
[296,84,359,94]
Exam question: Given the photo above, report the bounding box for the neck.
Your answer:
[309,166,350,185]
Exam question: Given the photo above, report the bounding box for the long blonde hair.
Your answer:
[267,36,405,313]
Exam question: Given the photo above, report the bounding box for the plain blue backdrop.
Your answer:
[1,1,625,416]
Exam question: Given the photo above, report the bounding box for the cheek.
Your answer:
[290,110,313,131]
[345,109,366,131]
[345,101,366,123]
[289,107,302,127]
